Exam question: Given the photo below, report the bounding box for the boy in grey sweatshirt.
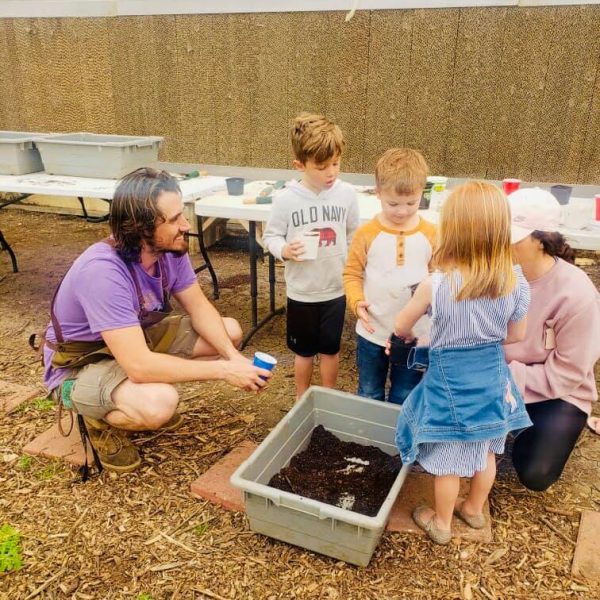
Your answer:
[263,113,359,399]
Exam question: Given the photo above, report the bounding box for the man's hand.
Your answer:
[282,239,306,261]
[356,300,374,334]
[220,357,271,392]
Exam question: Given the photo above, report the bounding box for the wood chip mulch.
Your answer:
[1,209,600,599]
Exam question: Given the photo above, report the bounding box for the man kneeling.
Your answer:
[42,168,270,473]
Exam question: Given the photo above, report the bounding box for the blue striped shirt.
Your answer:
[430,266,530,349]
[418,437,506,477]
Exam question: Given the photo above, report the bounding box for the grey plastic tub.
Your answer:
[34,132,163,179]
[0,131,49,175]
[231,386,409,566]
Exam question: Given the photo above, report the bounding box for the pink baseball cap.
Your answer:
[508,187,562,244]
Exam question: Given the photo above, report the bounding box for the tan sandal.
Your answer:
[412,505,452,545]
[454,501,486,530]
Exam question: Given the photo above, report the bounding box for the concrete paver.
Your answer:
[572,510,600,579]
[190,441,257,512]
[0,379,42,413]
[22,416,86,465]
[387,471,492,542]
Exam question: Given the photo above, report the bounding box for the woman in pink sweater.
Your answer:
[505,188,600,491]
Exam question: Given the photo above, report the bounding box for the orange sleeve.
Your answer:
[419,219,437,271]
[343,220,380,316]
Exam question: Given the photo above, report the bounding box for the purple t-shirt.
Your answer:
[43,242,197,391]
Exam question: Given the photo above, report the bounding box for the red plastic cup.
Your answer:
[595,194,600,221]
[502,179,521,196]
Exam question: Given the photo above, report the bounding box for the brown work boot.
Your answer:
[158,412,184,432]
[83,417,142,473]
[136,412,185,434]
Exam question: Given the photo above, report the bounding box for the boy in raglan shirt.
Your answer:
[344,148,436,404]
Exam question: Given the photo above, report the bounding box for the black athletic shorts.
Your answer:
[286,295,346,357]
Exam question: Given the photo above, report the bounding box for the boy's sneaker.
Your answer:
[83,417,142,473]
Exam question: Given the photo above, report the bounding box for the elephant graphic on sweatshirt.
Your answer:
[310,227,337,247]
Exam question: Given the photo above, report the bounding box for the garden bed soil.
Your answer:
[268,425,401,516]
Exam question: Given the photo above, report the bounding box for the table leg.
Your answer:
[0,193,31,210]
[193,216,220,299]
[268,252,276,313]
[0,229,18,273]
[249,221,258,328]
[240,220,285,349]
[77,196,89,220]
[0,195,29,274]
[77,197,110,223]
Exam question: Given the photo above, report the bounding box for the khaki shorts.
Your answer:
[61,315,198,420]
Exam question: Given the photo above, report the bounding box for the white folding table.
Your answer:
[195,182,600,347]
[0,171,226,286]
[194,181,441,347]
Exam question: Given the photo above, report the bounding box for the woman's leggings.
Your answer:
[511,398,587,492]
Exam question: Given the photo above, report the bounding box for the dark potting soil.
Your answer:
[268,425,402,517]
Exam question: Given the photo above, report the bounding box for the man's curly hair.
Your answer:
[109,167,181,263]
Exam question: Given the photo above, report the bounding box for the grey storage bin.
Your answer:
[34,132,163,179]
[0,131,49,175]
[231,386,409,566]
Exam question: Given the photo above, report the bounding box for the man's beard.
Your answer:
[150,236,189,257]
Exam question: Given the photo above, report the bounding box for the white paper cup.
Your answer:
[300,232,320,260]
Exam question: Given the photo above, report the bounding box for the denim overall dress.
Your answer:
[395,269,533,476]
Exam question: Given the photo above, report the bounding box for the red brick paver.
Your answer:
[22,417,86,465]
[572,510,600,579]
[190,442,492,541]
[190,441,257,512]
[0,379,42,413]
[387,471,492,542]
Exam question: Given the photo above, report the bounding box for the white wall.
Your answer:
[0,0,599,19]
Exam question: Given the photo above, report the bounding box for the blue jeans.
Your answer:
[356,335,423,405]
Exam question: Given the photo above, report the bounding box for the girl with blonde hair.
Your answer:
[392,180,532,544]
